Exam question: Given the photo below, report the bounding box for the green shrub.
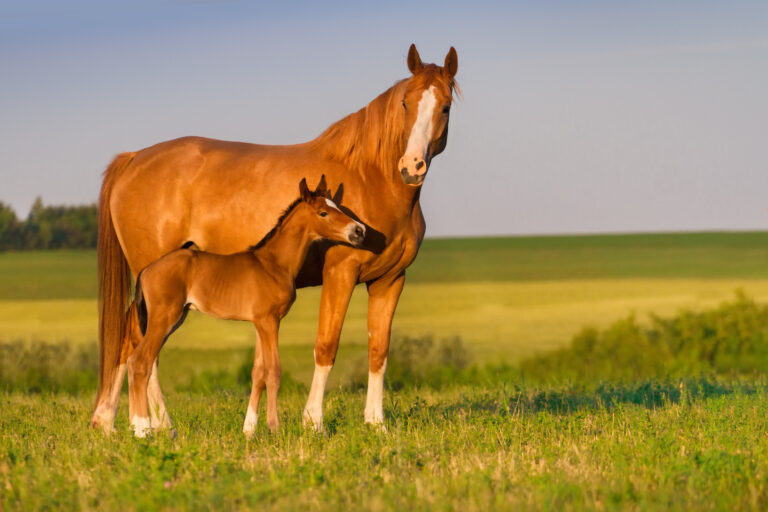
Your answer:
[0,341,97,394]
[346,334,470,390]
[520,292,768,386]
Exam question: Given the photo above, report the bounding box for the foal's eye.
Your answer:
[442,105,450,115]
[401,99,407,110]
[319,211,328,217]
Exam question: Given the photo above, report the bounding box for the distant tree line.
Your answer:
[0,197,97,251]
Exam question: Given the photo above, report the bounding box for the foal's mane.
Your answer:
[248,197,304,251]
[310,66,458,173]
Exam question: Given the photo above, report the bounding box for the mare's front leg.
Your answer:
[254,316,281,432]
[243,334,265,436]
[302,262,359,431]
[365,273,405,427]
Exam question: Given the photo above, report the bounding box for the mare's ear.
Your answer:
[444,47,458,78]
[299,178,311,202]
[316,174,328,196]
[407,44,423,74]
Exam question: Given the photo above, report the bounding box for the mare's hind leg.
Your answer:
[90,303,137,432]
[243,335,265,436]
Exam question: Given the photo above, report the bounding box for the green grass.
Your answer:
[4,232,768,300]
[3,385,768,510]
[3,232,768,510]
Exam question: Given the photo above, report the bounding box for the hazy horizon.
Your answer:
[2,1,767,237]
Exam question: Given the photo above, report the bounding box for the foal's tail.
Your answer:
[134,270,148,337]
[94,152,135,412]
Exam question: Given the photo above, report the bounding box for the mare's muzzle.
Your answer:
[398,154,428,186]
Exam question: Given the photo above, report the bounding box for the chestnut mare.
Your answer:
[129,177,364,437]
[92,44,459,432]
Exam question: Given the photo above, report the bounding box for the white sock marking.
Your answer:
[131,416,151,438]
[303,362,332,430]
[243,404,258,434]
[365,357,387,426]
[147,360,173,429]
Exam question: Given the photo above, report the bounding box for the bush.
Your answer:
[346,334,470,390]
[0,341,97,394]
[519,292,768,386]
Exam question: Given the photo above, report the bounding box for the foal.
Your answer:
[128,177,365,437]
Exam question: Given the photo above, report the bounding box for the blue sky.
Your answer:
[2,1,767,236]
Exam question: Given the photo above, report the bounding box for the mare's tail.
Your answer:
[94,152,135,415]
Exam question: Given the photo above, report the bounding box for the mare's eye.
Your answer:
[442,105,450,115]
[401,99,407,110]
[319,211,328,217]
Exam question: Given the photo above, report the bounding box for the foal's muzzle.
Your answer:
[347,223,366,246]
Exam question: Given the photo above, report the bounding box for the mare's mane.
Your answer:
[310,66,458,174]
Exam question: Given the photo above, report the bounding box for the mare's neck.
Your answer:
[309,80,422,208]
[255,212,314,282]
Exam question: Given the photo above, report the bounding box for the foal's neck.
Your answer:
[254,211,314,282]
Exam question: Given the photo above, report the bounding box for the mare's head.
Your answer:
[397,44,459,186]
[298,175,366,246]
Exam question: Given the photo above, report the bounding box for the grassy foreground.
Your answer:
[3,232,768,510]
[3,384,768,511]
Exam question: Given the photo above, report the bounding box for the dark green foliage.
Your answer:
[412,231,768,282]
[520,292,768,386]
[346,334,470,390]
[0,197,97,252]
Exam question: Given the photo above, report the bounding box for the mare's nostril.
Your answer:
[415,161,424,170]
[355,226,364,238]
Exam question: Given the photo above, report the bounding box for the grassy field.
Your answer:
[2,231,768,510]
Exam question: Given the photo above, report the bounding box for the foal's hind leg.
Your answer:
[147,358,174,434]
[127,309,179,437]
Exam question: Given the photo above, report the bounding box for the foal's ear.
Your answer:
[407,44,423,74]
[316,174,328,196]
[299,178,311,202]
[444,47,458,78]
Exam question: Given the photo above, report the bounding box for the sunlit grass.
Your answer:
[5,279,768,361]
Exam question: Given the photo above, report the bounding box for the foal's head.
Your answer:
[297,176,366,246]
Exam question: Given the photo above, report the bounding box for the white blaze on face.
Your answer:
[404,86,438,161]
[324,198,340,211]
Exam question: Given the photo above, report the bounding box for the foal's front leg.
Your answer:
[253,316,281,432]
[243,335,265,436]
